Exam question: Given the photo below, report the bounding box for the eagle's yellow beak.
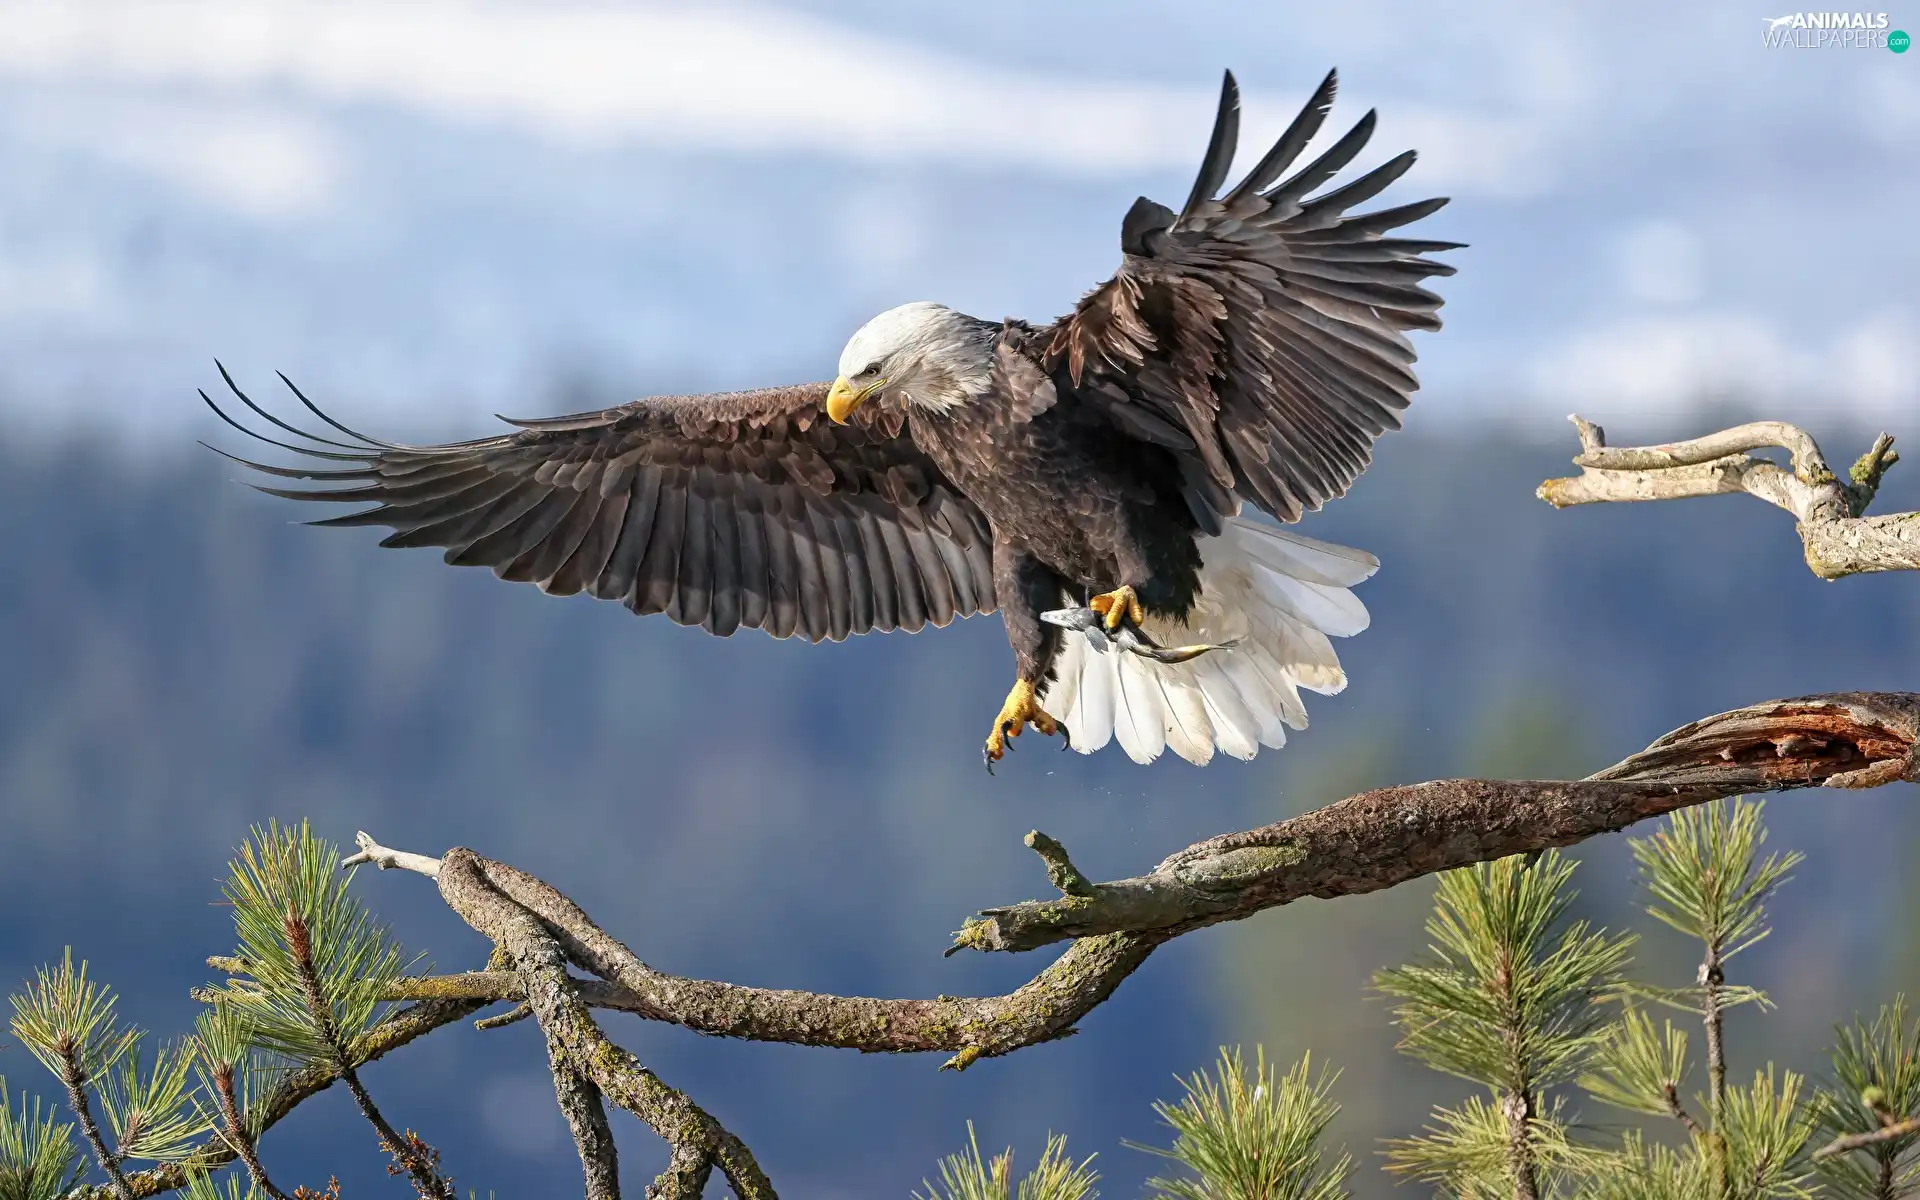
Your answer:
[826,376,881,424]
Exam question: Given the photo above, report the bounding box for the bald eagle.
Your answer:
[207,69,1457,769]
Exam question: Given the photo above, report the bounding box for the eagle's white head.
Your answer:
[827,301,997,423]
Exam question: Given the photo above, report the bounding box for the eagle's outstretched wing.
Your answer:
[1044,69,1460,531]
[205,370,996,641]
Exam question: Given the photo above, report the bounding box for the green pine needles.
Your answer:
[917,1049,1348,1200]
[1813,996,1920,1199]
[0,822,448,1200]
[914,1122,1100,1200]
[1377,850,1633,1198]
[204,819,415,1066]
[1132,1048,1350,1200]
[0,1079,83,1200]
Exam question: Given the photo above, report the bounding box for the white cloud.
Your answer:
[1832,308,1919,415]
[0,248,115,321]
[1525,308,1917,419]
[0,0,1545,190]
[1530,312,1805,412]
[6,94,345,221]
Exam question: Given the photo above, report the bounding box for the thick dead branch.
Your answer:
[954,693,1919,953]
[1537,417,1918,579]
[358,693,1919,1076]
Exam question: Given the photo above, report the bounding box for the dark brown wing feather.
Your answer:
[204,370,996,642]
[1045,68,1460,526]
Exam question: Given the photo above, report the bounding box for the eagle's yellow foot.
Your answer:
[983,678,1067,773]
[1089,585,1144,631]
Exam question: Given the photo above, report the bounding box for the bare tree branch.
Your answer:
[435,850,774,1200]
[956,693,1917,953]
[361,693,1917,1079]
[550,1065,619,1200]
[1537,417,1917,579]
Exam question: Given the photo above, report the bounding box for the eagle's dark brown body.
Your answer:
[909,324,1208,684]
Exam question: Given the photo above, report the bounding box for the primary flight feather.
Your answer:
[207,69,1459,770]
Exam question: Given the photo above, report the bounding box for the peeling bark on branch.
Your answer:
[1537,417,1918,579]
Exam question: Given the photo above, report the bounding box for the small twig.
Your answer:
[284,909,455,1200]
[474,1003,532,1031]
[1024,831,1095,897]
[1813,1116,1920,1160]
[1661,1083,1704,1136]
[341,832,441,879]
[213,1064,291,1200]
[1700,956,1728,1114]
[57,1043,136,1200]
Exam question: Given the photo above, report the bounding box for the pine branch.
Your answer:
[208,1062,287,1200]
[1126,1048,1347,1200]
[914,1123,1098,1200]
[1379,852,1629,1199]
[282,909,452,1200]
[1631,799,1801,1198]
[1813,997,1920,1197]
[0,1078,85,1200]
[62,997,486,1200]
[56,1043,134,1200]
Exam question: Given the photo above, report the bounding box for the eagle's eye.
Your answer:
[860,361,881,378]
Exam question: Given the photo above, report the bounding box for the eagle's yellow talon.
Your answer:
[1089,585,1144,631]
[982,679,1061,771]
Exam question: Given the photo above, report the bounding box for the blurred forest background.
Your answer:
[1,1,1917,1196]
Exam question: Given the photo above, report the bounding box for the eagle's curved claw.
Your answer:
[1088,585,1144,632]
[983,678,1062,770]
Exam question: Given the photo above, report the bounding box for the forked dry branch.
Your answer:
[1538,417,1920,579]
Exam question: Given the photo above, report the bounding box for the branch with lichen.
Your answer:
[433,849,771,1200]
[1537,417,1918,580]
[956,692,1917,954]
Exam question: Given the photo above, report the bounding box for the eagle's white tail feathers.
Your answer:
[1038,517,1377,766]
